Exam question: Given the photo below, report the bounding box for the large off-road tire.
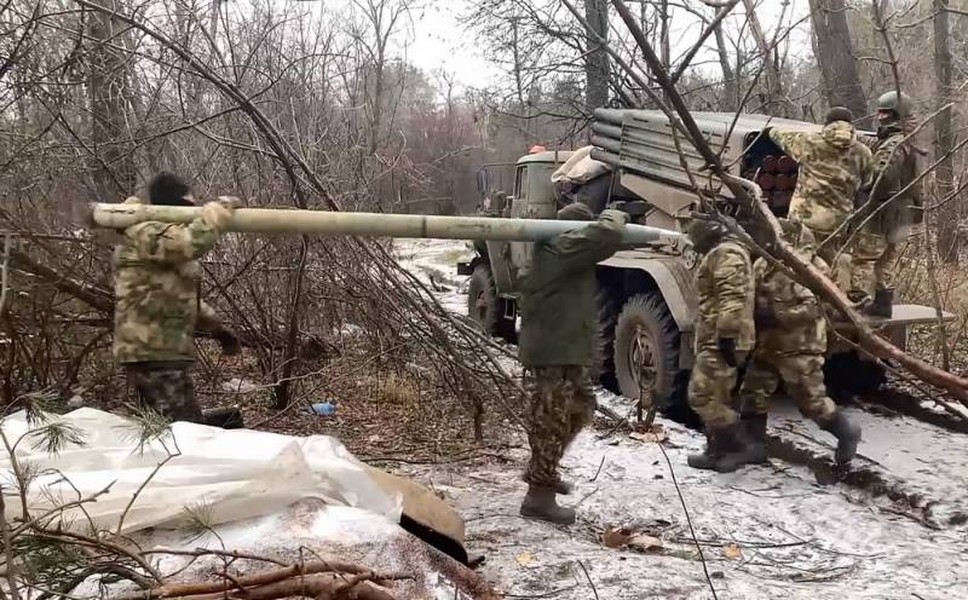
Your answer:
[467,264,500,335]
[824,350,887,400]
[612,292,687,410]
[466,263,516,340]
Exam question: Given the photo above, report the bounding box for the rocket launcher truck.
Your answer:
[462,108,952,414]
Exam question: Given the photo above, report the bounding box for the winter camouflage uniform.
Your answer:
[518,207,626,491]
[851,122,921,300]
[767,121,874,292]
[113,196,232,422]
[687,238,755,429]
[738,223,836,423]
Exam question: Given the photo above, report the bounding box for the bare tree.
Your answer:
[584,0,610,114]
[809,0,869,125]
[86,0,137,203]
[933,0,957,262]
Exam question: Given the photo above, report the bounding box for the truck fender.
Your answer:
[599,255,697,332]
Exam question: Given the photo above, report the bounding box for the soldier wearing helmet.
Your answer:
[517,203,628,524]
[851,90,922,317]
[684,216,758,472]
[736,219,862,466]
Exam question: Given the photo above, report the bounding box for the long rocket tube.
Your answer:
[88,203,681,244]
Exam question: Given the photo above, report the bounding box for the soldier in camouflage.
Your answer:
[685,217,759,472]
[851,91,922,317]
[113,172,241,424]
[737,219,862,465]
[518,202,627,524]
[765,107,874,292]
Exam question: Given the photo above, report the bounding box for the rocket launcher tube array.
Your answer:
[88,203,682,245]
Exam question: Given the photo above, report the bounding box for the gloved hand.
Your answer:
[201,200,234,229]
[754,307,778,328]
[717,337,738,367]
[214,328,241,356]
[600,208,629,225]
[217,195,244,210]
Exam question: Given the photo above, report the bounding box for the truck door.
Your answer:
[509,165,534,284]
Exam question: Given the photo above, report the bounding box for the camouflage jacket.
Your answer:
[518,211,625,367]
[769,121,874,233]
[753,251,829,357]
[695,240,755,352]
[112,197,226,364]
[859,124,922,240]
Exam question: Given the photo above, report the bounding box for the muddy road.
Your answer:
[393,239,968,599]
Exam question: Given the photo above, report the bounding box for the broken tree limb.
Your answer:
[607,0,968,403]
[112,561,405,600]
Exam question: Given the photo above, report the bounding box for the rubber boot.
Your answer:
[742,413,769,464]
[519,486,576,525]
[819,410,862,464]
[871,288,893,318]
[202,406,245,429]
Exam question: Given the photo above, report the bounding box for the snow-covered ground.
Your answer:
[393,238,968,599]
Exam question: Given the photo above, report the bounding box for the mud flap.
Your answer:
[363,465,469,565]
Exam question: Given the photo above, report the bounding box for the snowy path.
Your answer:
[392,239,968,599]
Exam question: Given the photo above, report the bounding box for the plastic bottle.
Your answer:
[310,402,336,416]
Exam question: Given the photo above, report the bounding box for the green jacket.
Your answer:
[113,197,226,364]
[518,211,626,367]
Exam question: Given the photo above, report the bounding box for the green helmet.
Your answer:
[876,90,913,119]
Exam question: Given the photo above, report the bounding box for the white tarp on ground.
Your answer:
[0,407,402,535]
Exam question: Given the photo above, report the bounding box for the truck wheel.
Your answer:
[467,264,500,335]
[824,351,886,399]
[612,292,685,409]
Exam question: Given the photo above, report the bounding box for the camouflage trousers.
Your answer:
[811,228,852,293]
[737,352,836,423]
[125,361,204,423]
[850,231,895,297]
[523,366,596,488]
[687,349,742,429]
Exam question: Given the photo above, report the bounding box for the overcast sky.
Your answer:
[288,0,813,92]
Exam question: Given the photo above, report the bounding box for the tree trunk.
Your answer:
[933,0,958,263]
[809,0,869,127]
[741,0,788,116]
[87,0,135,202]
[584,0,610,116]
[713,11,737,111]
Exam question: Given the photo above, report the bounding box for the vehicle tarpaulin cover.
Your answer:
[0,407,402,535]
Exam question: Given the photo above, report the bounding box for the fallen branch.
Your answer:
[156,573,397,600]
[113,561,406,600]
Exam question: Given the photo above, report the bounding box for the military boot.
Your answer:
[688,425,754,472]
[871,288,893,318]
[741,413,769,464]
[687,428,724,471]
[715,422,762,472]
[519,486,577,525]
[819,410,862,464]
[519,473,574,495]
